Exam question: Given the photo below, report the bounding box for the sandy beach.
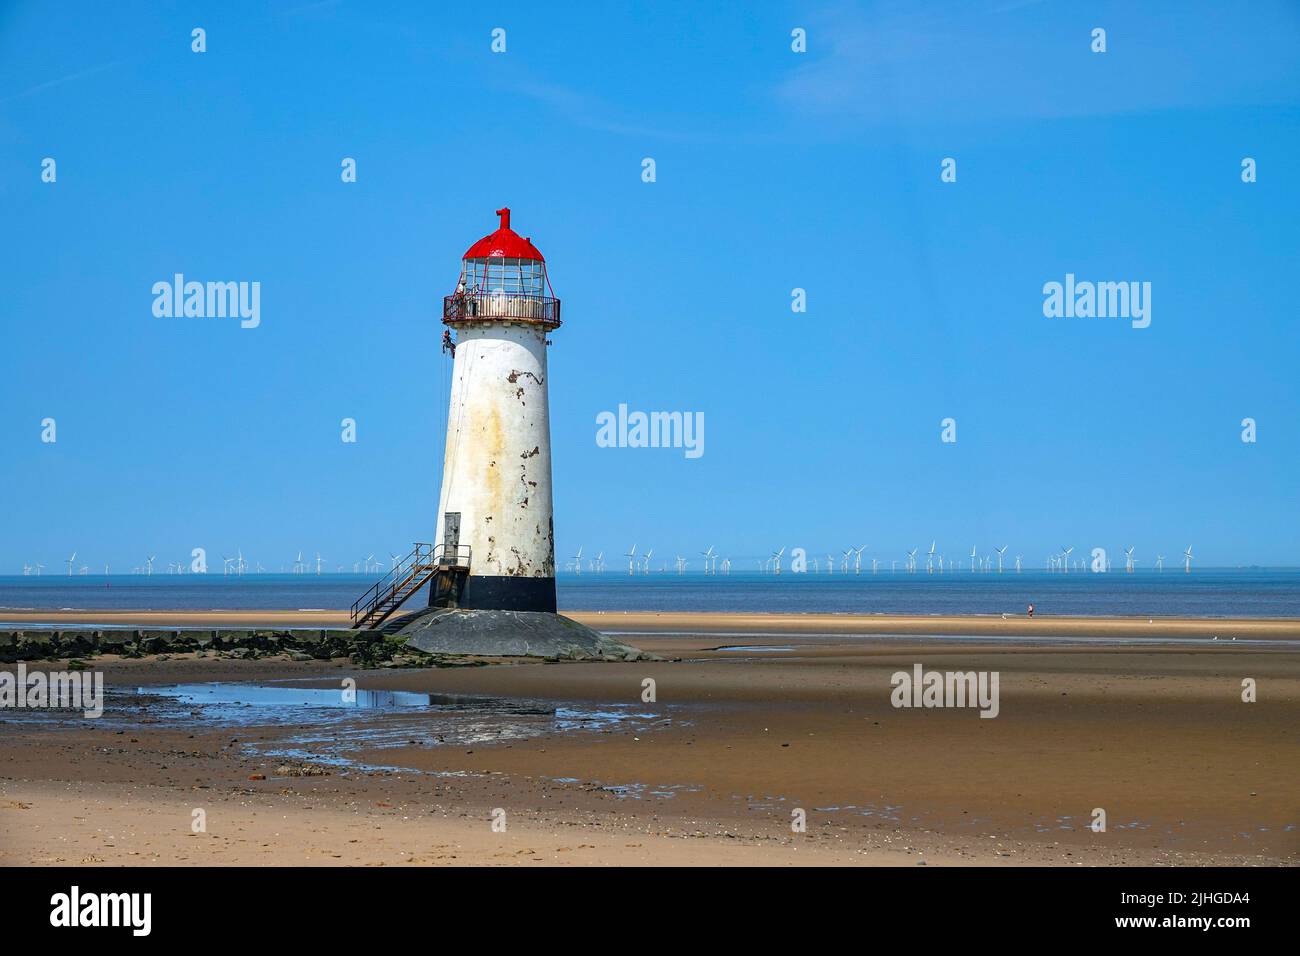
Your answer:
[2,611,1296,867]
[7,607,1300,640]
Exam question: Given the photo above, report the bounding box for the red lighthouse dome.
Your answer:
[463,207,545,261]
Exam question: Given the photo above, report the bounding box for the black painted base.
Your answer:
[430,573,557,613]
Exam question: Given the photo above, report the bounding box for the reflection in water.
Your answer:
[144,683,439,709]
[113,681,672,774]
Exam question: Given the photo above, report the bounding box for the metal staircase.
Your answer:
[350,543,471,630]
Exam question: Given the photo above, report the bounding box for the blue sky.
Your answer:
[1,0,1297,572]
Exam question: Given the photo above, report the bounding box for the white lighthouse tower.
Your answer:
[349,207,639,659]
[432,207,561,613]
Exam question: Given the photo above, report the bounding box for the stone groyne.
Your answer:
[2,627,436,667]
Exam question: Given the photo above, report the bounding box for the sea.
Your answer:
[1,569,1298,619]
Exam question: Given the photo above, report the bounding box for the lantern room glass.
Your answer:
[462,257,545,296]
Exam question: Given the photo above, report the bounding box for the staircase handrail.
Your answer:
[350,542,435,626]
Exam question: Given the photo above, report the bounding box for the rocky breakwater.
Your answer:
[1,627,431,668]
[0,622,656,667]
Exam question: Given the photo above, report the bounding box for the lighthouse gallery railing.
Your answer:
[443,292,561,326]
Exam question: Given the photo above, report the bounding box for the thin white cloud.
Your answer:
[776,0,1300,125]
[502,72,707,141]
[0,60,120,106]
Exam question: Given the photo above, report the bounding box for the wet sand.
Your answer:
[2,621,1297,866]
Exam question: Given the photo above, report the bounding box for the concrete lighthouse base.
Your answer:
[397,609,653,661]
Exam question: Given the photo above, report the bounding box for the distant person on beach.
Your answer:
[1027,603,1035,618]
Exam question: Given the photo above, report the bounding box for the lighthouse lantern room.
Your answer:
[445,207,560,326]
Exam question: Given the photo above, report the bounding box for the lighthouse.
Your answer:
[431,207,561,613]
[352,206,640,659]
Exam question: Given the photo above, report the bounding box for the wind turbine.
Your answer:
[771,547,785,575]
[969,545,978,572]
[853,545,866,574]
[701,546,716,575]
[145,555,156,576]
[573,546,583,576]
[722,557,730,575]
[926,542,936,574]
[907,548,918,573]
[1060,546,1073,574]
[642,548,653,574]
[1014,554,1022,573]
[1156,554,1165,572]
[841,549,851,573]
[826,553,835,574]
[66,551,77,576]
[315,552,325,575]
[995,546,1007,573]
[1183,546,1193,573]
[1124,547,1135,573]
[390,552,402,571]
[626,545,637,576]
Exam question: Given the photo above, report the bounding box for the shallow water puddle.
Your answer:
[3,679,684,779]
[0,681,669,774]
[596,782,703,800]
[145,683,440,710]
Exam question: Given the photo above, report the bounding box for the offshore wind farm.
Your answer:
[4,562,1299,619]
[10,532,1295,619]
